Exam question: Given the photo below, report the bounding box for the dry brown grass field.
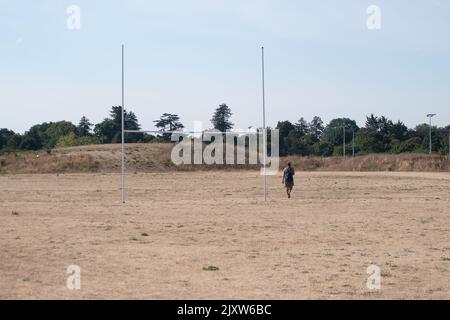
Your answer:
[1,143,449,174]
[0,171,450,299]
[1,165,450,299]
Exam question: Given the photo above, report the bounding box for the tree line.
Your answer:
[275,115,449,156]
[1,104,449,156]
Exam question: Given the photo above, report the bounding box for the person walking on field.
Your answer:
[282,162,295,199]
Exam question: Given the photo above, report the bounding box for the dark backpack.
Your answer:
[284,167,293,182]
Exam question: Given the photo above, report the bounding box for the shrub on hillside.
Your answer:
[56,133,98,148]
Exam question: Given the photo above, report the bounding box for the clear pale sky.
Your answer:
[1,0,449,133]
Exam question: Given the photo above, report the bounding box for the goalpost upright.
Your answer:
[261,46,267,202]
[121,44,125,203]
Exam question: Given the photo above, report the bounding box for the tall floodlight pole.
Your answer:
[121,45,125,203]
[427,113,436,155]
[261,47,267,202]
[343,126,346,159]
[352,127,355,157]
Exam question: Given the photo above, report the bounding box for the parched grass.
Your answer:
[1,143,449,174]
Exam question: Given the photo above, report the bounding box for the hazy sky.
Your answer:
[1,0,450,133]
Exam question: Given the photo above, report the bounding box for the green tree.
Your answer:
[275,121,295,156]
[312,140,333,156]
[390,137,422,153]
[44,121,78,148]
[56,132,98,148]
[56,132,79,148]
[285,132,314,156]
[323,118,358,155]
[294,117,309,136]
[308,116,324,142]
[20,129,42,150]
[353,115,412,154]
[19,123,51,150]
[77,116,93,136]
[108,106,141,132]
[413,123,438,153]
[154,113,184,142]
[354,128,381,154]
[389,121,409,142]
[441,126,450,155]
[211,104,234,132]
[94,118,116,144]
[19,121,78,150]
[0,129,16,150]
[94,106,142,143]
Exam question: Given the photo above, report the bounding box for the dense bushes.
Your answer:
[1,106,449,157]
[0,106,151,153]
[276,114,449,157]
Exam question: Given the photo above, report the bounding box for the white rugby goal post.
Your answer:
[120,45,269,203]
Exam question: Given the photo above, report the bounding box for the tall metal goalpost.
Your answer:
[120,45,269,203]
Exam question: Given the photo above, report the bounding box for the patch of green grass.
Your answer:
[381,271,391,278]
[203,265,219,272]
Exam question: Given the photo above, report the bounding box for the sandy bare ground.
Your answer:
[1,171,450,299]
